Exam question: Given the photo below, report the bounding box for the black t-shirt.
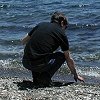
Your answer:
[23,22,69,60]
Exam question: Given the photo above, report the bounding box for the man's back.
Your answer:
[24,22,68,60]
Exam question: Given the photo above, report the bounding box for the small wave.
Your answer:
[72,52,100,63]
[77,66,100,77]
[91,1,100,9]
[0,3,10,9]
[0,25,30,31]
[0,51,23,60]
[43,1,62,5]
[68,23,100,30]
[68,4,90,8]
[0,1,30,10]
[0,59,21,68]
[58,64,100,78]
[80,53,100,61]
[0,39,21,45]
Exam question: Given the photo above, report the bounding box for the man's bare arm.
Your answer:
[64,50,84,82]
[21,34,31,45]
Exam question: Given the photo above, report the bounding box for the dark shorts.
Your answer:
[22,54,51,72]
[22,52,65,78]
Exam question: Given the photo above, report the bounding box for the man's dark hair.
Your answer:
[51,11,68,28]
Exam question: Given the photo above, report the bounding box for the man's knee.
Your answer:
[56,52,65,60]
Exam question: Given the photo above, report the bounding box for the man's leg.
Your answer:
[32,71,40,85]
[32,52,65,86]
[47,52,65,78]
[37,52,65,85]
[32,71,51,86]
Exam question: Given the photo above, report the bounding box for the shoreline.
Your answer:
[0,77,100,100]
[0,67,100,100]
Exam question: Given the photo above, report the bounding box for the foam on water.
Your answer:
[0,58,100,78]
[77,66,100,77]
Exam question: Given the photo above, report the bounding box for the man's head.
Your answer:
[51,11,68,29]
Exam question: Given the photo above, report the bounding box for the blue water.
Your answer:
[0,0,100,81]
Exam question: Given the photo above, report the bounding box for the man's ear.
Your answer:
[61,21,66,29]
[61,21,64,27]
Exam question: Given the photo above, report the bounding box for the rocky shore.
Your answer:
[0,77,100,100]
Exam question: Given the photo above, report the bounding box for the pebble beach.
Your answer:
[0,77,100,100]
[0,67,99,100]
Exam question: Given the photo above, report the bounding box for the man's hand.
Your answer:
[74,75,85,82]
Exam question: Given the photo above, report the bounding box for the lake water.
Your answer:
[0,0,100,84]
